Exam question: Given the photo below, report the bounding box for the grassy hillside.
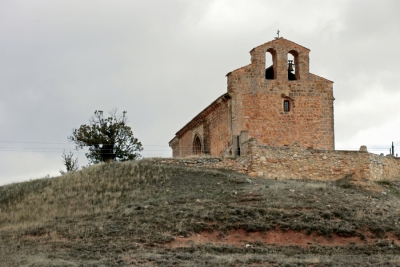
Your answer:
[1,160,400,266]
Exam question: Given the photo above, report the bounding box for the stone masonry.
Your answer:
[165,37,400,182]
[244,138,400,181]
[154,139,400,181]
[169,37,334,157]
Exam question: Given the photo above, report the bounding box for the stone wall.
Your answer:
[227,38,334,150]
[208,100,232,156]
[244,138,400,181]
[170,38,335,157]
[178,124,205,157]
[176,98,232,157]
[153,138,400,181]
[145,157,250,174]
[370,153,400,180]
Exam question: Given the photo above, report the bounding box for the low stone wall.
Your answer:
[371,153,400,180]
[144,157,250,173]
[151,139,400,181]
[245,138,400,181]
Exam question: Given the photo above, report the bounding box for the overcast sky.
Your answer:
[1,0,400,185]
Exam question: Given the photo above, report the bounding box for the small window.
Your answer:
[283,100,290,112]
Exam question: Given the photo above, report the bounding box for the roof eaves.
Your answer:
[226,64,250,76]
[174,93,231,137]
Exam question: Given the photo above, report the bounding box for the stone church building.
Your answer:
[169,37,335,157]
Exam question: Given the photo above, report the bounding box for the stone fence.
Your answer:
[144,157,250,173]
[243,138,400,181]
[148,138,400,181]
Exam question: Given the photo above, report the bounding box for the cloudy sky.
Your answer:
[1,0,400,185]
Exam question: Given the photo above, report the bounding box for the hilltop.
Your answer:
[1,160,400,266]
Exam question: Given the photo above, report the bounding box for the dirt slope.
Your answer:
[1,160,400,266]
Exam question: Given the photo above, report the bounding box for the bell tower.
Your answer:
[227,37,334,150]
[250,37,310,82]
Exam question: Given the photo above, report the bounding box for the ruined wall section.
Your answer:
[369,154,400,180]
[163,138,400,181]
[383,157,400,180]
[245,138,400,181]
[227,38,334,150]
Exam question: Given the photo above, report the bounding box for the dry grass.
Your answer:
[1,160,400,266]
[0,160,169,230]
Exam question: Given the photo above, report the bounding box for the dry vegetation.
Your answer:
[1,160,400,266]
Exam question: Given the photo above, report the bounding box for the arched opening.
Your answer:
[287,50,299,80]
[192,135,202,155]
[265,48,277,79]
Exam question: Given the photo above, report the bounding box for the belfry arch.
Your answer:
[287,50,299,80]
[265,48,277,79]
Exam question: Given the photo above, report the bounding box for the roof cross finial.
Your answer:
[277,29,280,38]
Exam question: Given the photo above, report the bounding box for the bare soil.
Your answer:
[1,160,400,266]
[169,229,375,248]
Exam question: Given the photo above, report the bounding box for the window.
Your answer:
[284,100,290,112]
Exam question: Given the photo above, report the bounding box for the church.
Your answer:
[169,37,335,157]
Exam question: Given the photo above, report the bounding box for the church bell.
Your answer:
[288,60,294,72]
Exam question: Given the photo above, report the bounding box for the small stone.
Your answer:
[196,199,201,203]
[249,172,258,177]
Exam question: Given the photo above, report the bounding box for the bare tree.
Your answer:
[60,150,79,174]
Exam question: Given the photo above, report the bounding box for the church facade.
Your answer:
[169,38,335,157]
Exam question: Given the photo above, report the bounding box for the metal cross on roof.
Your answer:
[277,29,280,38]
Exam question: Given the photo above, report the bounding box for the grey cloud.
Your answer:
[1,0,400,185]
